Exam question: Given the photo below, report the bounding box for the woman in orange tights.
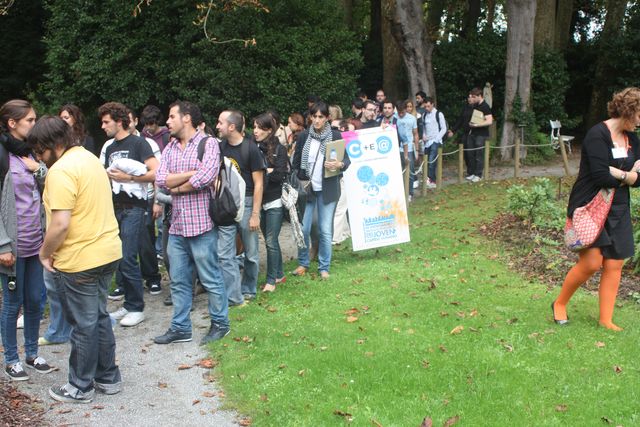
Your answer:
[553,87,640,331]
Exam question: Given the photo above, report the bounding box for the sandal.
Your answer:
[291,266,307,276]
[262,283,276,293]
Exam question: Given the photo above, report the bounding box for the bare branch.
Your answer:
[0,0,15,16]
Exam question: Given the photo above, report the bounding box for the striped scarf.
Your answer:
[301,123,332,175]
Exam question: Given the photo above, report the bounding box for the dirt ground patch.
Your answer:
[480,212,640,298]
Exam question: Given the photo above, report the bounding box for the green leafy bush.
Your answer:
[507,178,564,230]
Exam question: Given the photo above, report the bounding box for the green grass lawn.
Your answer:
[207,180,640,426]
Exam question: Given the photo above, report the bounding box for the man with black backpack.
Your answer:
[215,110,266,307]
[420,96,447,189]
[154,101,230,346]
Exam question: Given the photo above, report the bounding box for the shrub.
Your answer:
[507,178,564,230]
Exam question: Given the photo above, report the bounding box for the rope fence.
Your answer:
[401,133,574,200]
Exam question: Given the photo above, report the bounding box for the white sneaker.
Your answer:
[412,181,419,189]
[120,311,145,327]
[471,175,482,183]
[425,179,437,189]
[407,195,413,203]
[17,315,24,329]
[465,175,475,181]
[109,307,129,321]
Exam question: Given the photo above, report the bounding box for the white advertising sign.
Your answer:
[342,126,410,251]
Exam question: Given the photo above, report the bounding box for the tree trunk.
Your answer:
[553,0,573,50]
[381,0,405,101]
[387,0,436,101]
[500,0,537,161]
[534,0,555,48]
[360,0,384,96]
[461,0,481,38]
[585,0,627,128]
[486,0,496,31]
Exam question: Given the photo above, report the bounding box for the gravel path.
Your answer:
[4,153,579,426]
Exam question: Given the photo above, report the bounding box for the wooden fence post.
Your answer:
[436,146,443,190]
[421,156,428,197]
[514,133,520,178]
[403,160,410,201]
[458,144,464,183]
[484,140,491,180]
[558,136,571,176]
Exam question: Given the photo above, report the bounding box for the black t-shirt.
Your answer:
[470,101,492,137]
[220,137,266,196]
[104,134,154,206]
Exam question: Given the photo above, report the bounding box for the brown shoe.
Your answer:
[292,266,307,276]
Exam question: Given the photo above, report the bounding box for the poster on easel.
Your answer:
[341,126,410,251]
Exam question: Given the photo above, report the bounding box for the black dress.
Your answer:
[566,122,640,259]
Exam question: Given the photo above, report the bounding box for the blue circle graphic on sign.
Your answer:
[376,172,389,187]
[357,165,374,183]
[376,136,393,154]
[346,140,362,159]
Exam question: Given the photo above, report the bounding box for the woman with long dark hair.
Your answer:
[253,113,288,292]
[553,87,640,331]
[292,102,350,279]
[59,104,95,155]
[0,99,53,380]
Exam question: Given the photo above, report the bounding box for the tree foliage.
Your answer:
[41,0,361,123]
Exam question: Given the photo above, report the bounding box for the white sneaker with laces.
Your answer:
[465,175,475,181]
[109,307,129,321]
[120,311,145,327]
[17,315,24,329]
[471,175,482,183]
[425,179,437,189]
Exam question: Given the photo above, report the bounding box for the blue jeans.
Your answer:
[1,255,44,365]
[114,206,145,312]
[43,269,72,343]
[138,201,161,286]
[260,206,284,284]
[298,191,337,273]
[167,230,228,332]
[216,196,260,303]
[424,143,440,181]
[53,260,121,393]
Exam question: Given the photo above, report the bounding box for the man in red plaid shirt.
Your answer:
[153,101,230,346]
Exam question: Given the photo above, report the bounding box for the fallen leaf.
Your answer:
[420,417,433,427]
[217,391,225,398]
[439,345,448,353]
[192,399,201,405]
[595,341,605,348]
[178,364,192,370]
[267,306,277,313]
[158,382,168,389]
[259,394,268,402]
[57,408,73,414]
[372,418,384,427]
[356,339,365,344]
[450,326,464,335]
[346,316,358,323]
[601,416,612,424]
[455,311,466,318]
[555,404,568,412]
[421,359,430,368]
[507,318,518,324]
[202,391,216,398]
[440,311,449,317]
[278,364,286,370]
[333,409,353,421]
[450,301,461,306]
[345,307,360,315]
[364,351,374,357]
[444,415,460,426]
[614,365,623,374]
[238,417,252,426]
[298,369,306,376]
[198,358,217,369]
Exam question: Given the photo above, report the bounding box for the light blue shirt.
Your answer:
[395,113,417,153]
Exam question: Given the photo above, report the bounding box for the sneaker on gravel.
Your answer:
[120,311,145,327]
[25,356,54,374]
[94,380,122,395]
[49,384,94,403]
[200,323,230,346]
[163,293,173,306]
[108,287,125,301]
[149,283,162,295]
[109,307,129,320]
[154,329,192,344]
[5,362,29,381]
[16,314,24,329]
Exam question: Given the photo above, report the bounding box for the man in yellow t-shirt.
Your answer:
[27,116,122,404]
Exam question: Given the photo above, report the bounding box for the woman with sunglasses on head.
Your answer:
[0,99,53,380]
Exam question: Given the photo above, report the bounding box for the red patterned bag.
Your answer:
[564,188,615,252]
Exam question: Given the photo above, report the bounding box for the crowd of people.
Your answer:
[0,87,497,403]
